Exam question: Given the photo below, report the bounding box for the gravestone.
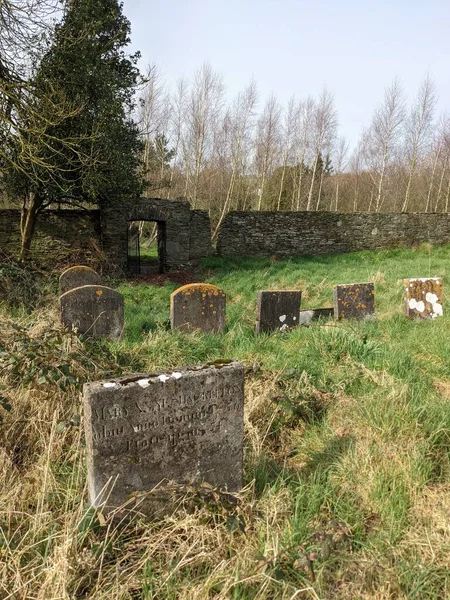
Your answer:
[404,277,443,319]
[334,283,375,320]
[299,307,334,325]
[60,285,124,339]
[59,265,102,295]
[170,283,226,333]
[256,290,301,334]
[83,360,244,517]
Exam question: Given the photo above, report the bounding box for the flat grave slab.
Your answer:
[59,265,102,295]
[404,277,443,319]
[83,361,244,518]
[170,283,226,333]
[299,307,334,325]
[60,285,124,339]
[334,283,375,320]
[256,290,301,334]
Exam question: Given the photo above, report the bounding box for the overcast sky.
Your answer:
[122,0,450,148]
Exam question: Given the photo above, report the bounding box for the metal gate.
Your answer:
[127,222,141,274]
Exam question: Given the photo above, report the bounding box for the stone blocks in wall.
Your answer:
[216,211,450,258]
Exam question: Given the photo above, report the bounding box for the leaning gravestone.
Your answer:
[334,283,375,320]
[170,283,226,333]
[59,265,102,295]
[404,277,443,319]
[83,360,244,517]
[256,290,301,334]
[60,285,124,339]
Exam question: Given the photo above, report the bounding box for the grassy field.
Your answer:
[1,245,450,599]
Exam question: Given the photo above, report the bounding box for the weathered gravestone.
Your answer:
[60,285,124,339]
[404,277,443,319]
[170,283,226,333]
[83,361,244,517]
[299,307,334,325]
[334,283,375,320]
[59,265,102,295]
[256,290,301,334]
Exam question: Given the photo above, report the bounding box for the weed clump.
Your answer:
[0,255,44,308]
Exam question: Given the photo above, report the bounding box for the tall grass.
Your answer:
[1,244,450,598]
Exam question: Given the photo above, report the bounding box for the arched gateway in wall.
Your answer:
[100,198,212,273]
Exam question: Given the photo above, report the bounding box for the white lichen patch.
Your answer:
[426,292,439,304]
[137,379,150,388]
[103,382,116,388]
[279,315,286,322]
[293,316,297,321]
[409,299,418,310]
[279,324,289,332]
[172,372,183,379]
[433,302,443,316]
[416,301,425,312]
[158,374,170,383]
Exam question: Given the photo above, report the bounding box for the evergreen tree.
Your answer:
[5,0,144,261]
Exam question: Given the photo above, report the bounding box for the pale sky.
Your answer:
[123,0,450,148]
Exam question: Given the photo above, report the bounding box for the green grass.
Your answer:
[2,244,450,598]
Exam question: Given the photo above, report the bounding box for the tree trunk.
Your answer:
[20,194,41,263]
[306,154,319,211]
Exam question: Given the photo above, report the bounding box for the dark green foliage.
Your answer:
[3,0,144,259]
[33,0,143,204]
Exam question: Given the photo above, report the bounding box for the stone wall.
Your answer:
[216,211,450,257]
[189,210,213,260]
[0,209,101,260]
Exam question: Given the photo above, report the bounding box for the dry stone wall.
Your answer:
[0,209,100,259]
[217,211,450,257]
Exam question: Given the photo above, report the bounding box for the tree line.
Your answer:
[139,65,450,232]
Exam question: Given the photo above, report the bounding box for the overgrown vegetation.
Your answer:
[1,246,450,598]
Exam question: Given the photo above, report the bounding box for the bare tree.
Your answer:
[183,63,224,207]
[276,95,296,210]
[333,136,349,211]
[213,81,257,236]
[364,79,405,212]
[401,75,436,212]
[306,88,337,211]
[290,97,314,210]
[138,64,172,194]
[254,94,281,210]
[166,77,188,198]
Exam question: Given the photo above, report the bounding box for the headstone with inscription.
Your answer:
[404,277,443,319]
[83,361,244,517]
[170,283,226,333]
[256,290,301,334]
[333,283,375,320]
[60,285,124,339]
[59,265,102,295]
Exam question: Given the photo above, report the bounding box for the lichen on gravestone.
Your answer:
[404,277,443,319]
[170,283,226,333]
[83,361,244,518]
[59,265,102,295]
[59,285,124,339]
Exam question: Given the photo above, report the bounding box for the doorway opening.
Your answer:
[127,220,166,275]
